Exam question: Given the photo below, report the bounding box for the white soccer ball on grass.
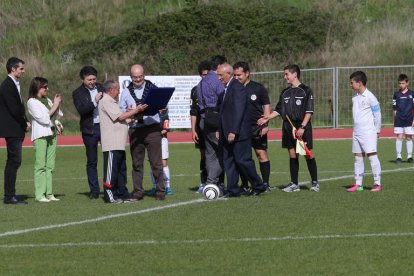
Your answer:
[202,184,221,200]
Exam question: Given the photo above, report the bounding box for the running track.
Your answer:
[0,128,395,147]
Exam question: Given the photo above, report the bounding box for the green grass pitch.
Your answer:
[0,139,413,275]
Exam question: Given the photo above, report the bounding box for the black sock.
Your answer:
[200,159,207,183]
[259,161,270,184]
[306,158,318,182]
[289,158,299,184]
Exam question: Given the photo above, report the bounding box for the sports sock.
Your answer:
[396,139,402,158]
[200,158,207,184]
[163,166,170,188]
[354,155,364,186]
[259,161,270,184]
[368,154,381,185]
[289,158,299,185]
[305,158,318,182]
[407,140,413,158]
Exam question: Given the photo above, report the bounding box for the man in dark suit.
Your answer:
[72,66,103,199]
[217,63,267,197]
[0,57,30,204]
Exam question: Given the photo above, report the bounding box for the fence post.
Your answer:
[333,67,339,128]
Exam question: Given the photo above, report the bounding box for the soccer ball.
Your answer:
[203,184,220,200]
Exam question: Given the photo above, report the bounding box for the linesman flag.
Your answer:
[286,115,314,158]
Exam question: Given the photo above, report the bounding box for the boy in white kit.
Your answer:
[347,71,383,192]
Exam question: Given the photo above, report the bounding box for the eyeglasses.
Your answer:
[131,75,144,80]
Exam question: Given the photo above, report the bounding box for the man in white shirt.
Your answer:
[347,71,382,192]
[119,64,166,201]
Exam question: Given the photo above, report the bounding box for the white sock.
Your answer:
[354,156,364,186]
[407,140,413,159]
[368,155,381,185]
[163,166,170,188]
[396,139,402,158]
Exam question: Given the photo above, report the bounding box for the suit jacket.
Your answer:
[72,83,102,135]
[0,76,27,138]
[219,78,251,142]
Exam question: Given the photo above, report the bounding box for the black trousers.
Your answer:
[81,124,101,194]
[4,137,24,199]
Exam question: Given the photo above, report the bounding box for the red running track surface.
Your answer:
[1,128,394,148]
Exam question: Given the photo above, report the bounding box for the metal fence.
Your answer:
[251,65,414,129]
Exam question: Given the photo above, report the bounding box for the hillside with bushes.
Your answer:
[0,0,413,132]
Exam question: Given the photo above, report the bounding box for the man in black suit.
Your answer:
[72,66,103,199]
[217,63,267,197]
[0,57,30,204]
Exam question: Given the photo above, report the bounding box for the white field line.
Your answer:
[0,232,413,249]
[0,167,412,240]
[0,198,206,238]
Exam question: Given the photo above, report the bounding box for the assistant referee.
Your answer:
[258,64,319,192]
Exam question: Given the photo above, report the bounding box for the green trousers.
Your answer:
[33,135,57,200]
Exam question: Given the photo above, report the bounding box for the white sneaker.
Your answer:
[282,183,300,192]
[47,195,60,201]
[37,197,50,203]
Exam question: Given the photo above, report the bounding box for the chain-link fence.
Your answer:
[251,65,414,129]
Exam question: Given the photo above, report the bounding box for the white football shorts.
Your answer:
[394,126,414,135]
[161,137,169,160]
[352,132,378,154]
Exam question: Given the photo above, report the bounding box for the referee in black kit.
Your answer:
[258,64,319,192]
[233,61,272,192]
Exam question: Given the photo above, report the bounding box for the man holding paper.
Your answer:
[119,64,166,201]
[258,64,319,192]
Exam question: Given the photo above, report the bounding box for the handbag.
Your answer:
[204,107,220,129]
[199,81,220,130]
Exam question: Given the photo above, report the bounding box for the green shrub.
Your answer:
[71,4,333,74]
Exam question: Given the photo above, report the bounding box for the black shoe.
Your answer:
[89,193,99,199]
[223,191,241,198]
[396,158,402,164]
[248,188,266,196]
[264,183,272,192]
[407,158,413,163]
[4,196,28,205]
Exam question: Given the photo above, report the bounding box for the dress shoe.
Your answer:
[223,192,241,198]
[155,192,165,201]
[248,188,266,196]
[89,193,99,199]
[4,197,28,205]
[132,193,144,201]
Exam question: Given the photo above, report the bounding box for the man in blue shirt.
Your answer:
[196,56,226,191]
[393,74,414,163]
[119,64,166,201]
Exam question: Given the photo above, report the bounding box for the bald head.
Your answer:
[217,63,233,85]
[130,64,145,88]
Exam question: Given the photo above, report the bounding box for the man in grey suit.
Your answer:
[0,57,30,204]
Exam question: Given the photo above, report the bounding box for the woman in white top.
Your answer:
[27,77,63,202]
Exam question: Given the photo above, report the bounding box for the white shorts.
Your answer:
[394,127,414,135]
[352,132,377,154]
[161,137,169,160]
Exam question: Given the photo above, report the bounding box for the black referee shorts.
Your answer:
[251,133,268,150]
[281,120,313,150]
